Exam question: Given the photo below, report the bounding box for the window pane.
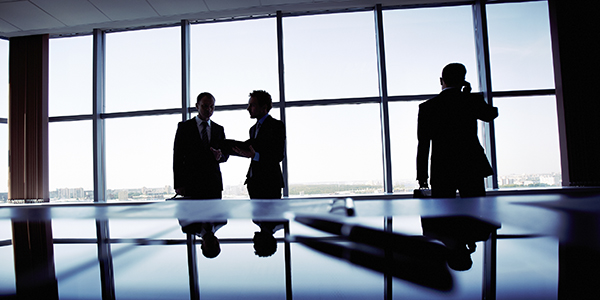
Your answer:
[0,40,6,199]
[389,101,422,193]
[49,36,93,116]
[384,6,479,96]
[49,121,93,202]
[494,96,561,188]
[0,125,6,196]
[191,18,278,105]
[286,104,383,196]
[106,115,180,200]
[0,38,7,118]
[106,27,181,113]
[487,1,554,91]
[284,12,379,100]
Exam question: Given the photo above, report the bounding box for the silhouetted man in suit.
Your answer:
[416,63,498,197]
[173,92,228,199]
[234,90,286,199]
[179,220,228,258]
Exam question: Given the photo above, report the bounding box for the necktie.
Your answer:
[254,122,261,138]
[201,121,209,146]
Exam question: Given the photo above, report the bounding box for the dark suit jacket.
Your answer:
[173,118,228,198]
[245,115,286,190]
[416,88,498,186]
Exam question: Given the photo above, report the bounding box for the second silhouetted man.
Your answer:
[234,90,286,199]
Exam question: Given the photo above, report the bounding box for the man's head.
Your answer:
[196,92,215,121]
[440,63,467,88]
[200,232,221,259]
[247,90,272,119]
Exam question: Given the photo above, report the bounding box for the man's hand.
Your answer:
[210,147,223,161]
[233,145,256,158]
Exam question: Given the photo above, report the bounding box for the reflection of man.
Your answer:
[180,221,228,259]
[234,90,286,199]
[416,63,498,198]
[173,92,228,199]
[421,216,500,271]
[252,220,286,257]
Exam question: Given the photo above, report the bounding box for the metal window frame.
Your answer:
[44,0,554,201]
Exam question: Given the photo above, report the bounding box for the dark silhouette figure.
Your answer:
[233,90,286,199]
[417,63,498,197]
[180,221,228,259]
[173,92,228,199]
[252,220,286,257]
[421,216,500,271]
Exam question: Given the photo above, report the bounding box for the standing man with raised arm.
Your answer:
[416,63,498,198]
[234,90,286,199]
[173,92,228,199]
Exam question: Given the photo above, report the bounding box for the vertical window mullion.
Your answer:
[277,11,289,197]
[181,20,190,122]
[473,0,499,189]
[93,29,106,202]
[375,4,393,194]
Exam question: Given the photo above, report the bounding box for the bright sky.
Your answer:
[0,1,559,192]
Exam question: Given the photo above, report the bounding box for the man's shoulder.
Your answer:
[178,118,196,128]
[420,95,441,108]
[210,120,224,129]
[264,115,284,126]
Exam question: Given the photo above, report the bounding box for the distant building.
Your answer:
[118,190,129,201]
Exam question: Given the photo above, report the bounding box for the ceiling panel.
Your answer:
[148,0,210,16]
[89,0,159,21]
[0,0,455,38]
[0,16,19,33]
[32,0,110,26]
[260,0,315,5]
[0,1,64,31]
[204,0,261,11]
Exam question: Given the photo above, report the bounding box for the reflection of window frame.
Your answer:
[44,0,555,202]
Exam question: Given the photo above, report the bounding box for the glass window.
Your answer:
[389,101,423,193]
[384,6,479,96]
[0,125,6,196]
[0,38,7,118]
[191,18,278,106]
[105,115,180,201]
[49,35,93,116]
[283,12,379,101]
[487,1,554,91]
[105,27,181,113]
[494,96,561,188]
[0,39,7,198]
[286,104,383,196]
[49,121,93,202]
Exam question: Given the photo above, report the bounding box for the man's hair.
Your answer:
[249,90,272,110]
[442,63,467,87]
[197,92,214,104]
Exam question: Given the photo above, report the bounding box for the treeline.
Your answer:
[288,184,382,195]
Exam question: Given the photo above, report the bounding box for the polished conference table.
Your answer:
[1,190,600,300]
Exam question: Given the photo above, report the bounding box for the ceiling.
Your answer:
[0,0,451,39]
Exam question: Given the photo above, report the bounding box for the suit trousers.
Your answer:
[247,178,282,199]
[432,175,486,198]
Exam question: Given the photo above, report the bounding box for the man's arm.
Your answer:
[173,122,186,193]
[416,106,430,187]
[471,94,498,122]
[212,124,229,163]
